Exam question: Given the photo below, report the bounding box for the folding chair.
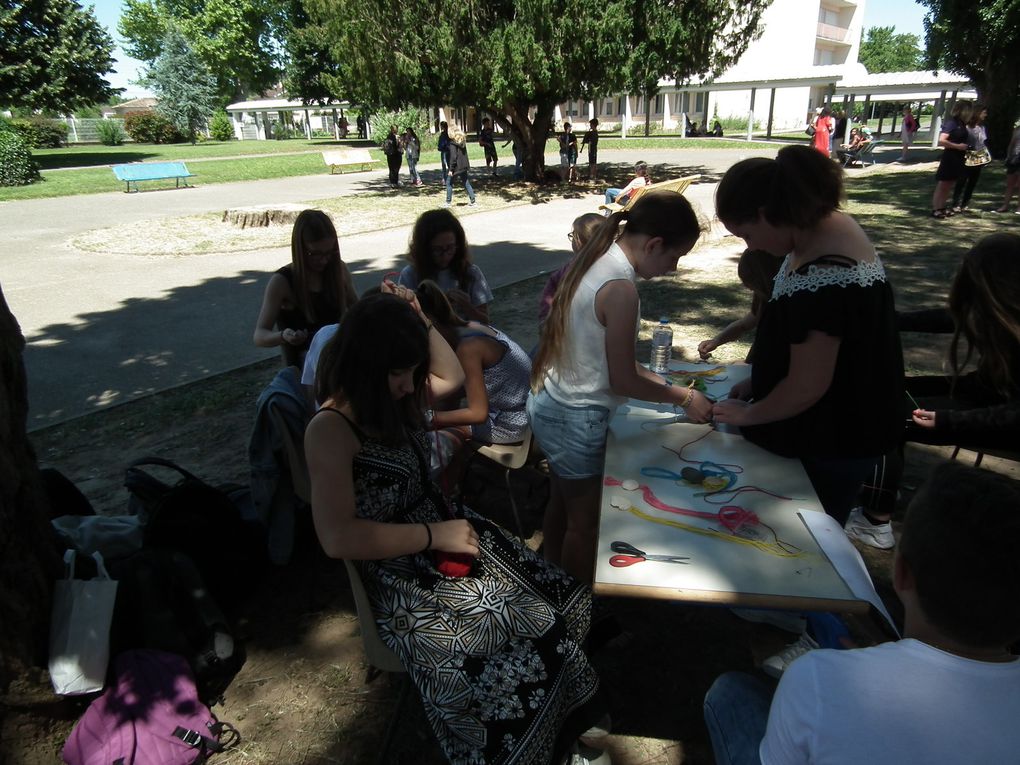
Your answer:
[343,559,411,764]
[474,426,534,538]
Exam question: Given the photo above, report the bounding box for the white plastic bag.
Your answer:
[51,515,143,560]
[49,550,118,695]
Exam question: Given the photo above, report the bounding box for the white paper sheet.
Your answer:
[798,510,899,634]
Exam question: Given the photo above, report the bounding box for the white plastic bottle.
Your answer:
[650,318,673,373]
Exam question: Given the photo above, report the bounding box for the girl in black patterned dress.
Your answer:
[304,288,604,764]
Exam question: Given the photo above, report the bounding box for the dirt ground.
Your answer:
[5,187,1020,764]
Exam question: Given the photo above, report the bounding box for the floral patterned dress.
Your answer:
[332,411,603,764]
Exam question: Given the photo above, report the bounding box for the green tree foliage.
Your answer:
[0,0,119,112]
[301,0,769,180]
[921,0,1020,157]
[209,110,235,141]
[859,26,923,73]
[124,110,185,143]
[283,0,342,105]
[141,28,219,142]
[0,131,41,187]
[120,0,288,102]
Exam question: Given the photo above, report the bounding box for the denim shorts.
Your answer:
[527,389,611,479]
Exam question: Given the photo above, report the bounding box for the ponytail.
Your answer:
[531,212,627,389]
[416,279,468,330]
[531,191,702,390]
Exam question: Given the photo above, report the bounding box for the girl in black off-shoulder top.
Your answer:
[712,146,904,525]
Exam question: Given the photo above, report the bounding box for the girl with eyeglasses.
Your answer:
[396,208,492,322]
[253,209,358,367]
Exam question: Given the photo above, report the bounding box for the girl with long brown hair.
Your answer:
[253,209,357,367]
[528,191,712,583]
[396,208,492,321]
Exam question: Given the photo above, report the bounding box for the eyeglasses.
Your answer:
[567,232,575,241]
[430,243,457,257]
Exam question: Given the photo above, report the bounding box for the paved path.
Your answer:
[1,147,783,429]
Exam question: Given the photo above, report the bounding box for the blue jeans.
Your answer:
[441,151,450,179]
[406,154,421,184]
[703,672,772,765]
[526,389,610,479]
[446,172,475,204]
[605,188,622,205]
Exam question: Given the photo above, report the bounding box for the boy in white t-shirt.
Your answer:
[704,461,1020,765]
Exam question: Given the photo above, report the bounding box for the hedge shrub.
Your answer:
[95,119,126,146]
[9,117,68,148]
[209,111,234,142]
[124,111,186,144]
[0,131,41,186]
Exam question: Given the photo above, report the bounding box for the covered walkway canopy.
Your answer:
[656,65,974,144]
[224,98,353,140]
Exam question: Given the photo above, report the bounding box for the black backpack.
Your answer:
[108,549,247,707]
[125,457,268,611]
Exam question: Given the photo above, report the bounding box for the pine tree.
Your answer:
[142,28,219,143]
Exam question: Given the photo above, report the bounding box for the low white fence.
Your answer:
[62,117,131,143]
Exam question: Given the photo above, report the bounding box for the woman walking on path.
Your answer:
[950,104,989,213]
[445,126,477,207]
[382,124,402,188]
[900,106,919,162]
[403,126,423,186]
[931,101,972,218]
[812,108,834,157]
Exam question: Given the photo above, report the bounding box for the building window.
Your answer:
[604,100,613,116]
[655,94,663,113]
[617,97,624,114]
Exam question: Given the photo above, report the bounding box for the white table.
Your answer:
[593,362,869,613]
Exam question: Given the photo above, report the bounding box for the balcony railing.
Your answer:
[817,22,853,44]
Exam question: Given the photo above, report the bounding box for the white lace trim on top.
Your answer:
[771,254,887,300]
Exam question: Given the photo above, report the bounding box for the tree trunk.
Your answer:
[0,282,60,692]
[973,67,1020,159]
[498,100,556,183]
[222,204,308,229]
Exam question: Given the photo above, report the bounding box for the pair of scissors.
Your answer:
[609,540,691,567]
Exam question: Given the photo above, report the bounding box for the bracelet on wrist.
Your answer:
[422,522,433,551]
[680,387,696,409]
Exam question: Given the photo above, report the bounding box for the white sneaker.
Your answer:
[469,201,477,207]
[442,202,451,208]
[731,608,806,634]
[844,507,896,550]
[762,632,819,679]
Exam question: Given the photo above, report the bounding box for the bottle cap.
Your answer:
[659,317,669,324]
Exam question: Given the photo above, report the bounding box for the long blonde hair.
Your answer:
[531,192,702,390]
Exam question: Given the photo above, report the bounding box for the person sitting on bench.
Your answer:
[604,161,651,207]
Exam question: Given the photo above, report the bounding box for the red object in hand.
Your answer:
[435,552,474,577]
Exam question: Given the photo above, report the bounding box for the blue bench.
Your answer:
[112,161,195,193]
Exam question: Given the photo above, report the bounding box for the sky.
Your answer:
[92,0,930,101]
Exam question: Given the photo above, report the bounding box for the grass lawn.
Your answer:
[4,135,780,202]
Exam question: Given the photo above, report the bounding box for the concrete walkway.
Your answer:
[1,147,780,429]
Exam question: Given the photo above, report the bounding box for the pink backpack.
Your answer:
[63,650,238,765]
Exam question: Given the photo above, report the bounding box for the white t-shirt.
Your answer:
[301,323,340,395]
[760,638,1020,765]
[543,242,636,409]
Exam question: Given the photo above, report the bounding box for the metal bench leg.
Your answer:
[502,468,525,538]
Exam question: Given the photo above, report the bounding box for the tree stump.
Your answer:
[222,204,310,229]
